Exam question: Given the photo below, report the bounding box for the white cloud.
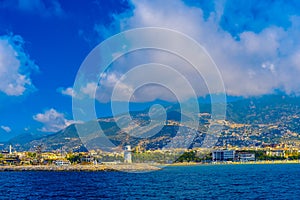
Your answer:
[99,72,135,102]
[93,0,300,98]
[0,34,37,96]
[33,108,75,132]
[99,72,119,87]
[80,82,98,98]
[58,87,76,97]
[1,125,11,133]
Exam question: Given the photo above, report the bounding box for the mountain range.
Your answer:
[5,95,300,152]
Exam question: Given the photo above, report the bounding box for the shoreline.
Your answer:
[1,160,299,172]
[166,160,300,166]
[0,163,162,172]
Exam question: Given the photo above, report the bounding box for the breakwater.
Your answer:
[0,163,162,172]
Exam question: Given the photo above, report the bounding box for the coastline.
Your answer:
[1,160,299,172]
[166,160,300,166]
[0,163,162,172]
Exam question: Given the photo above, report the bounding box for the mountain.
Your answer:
[8,132,48,145]
[11,95,300,152]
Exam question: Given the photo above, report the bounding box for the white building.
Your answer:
[212,150,235,161]
[238,153,255,162]
[55,160,71,166]
[124,145,132,163]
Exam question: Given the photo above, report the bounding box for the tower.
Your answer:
[124,145,132,164]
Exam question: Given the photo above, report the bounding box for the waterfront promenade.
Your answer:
[167,160,300,166]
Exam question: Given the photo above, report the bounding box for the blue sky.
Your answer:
[1,0,300,140]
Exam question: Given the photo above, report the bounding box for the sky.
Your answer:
[1,0,300,141]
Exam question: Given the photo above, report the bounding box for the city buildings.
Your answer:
[54,160,71,166]
[238,152,255,162]
[267,149,285,157]
[212,150,235,161]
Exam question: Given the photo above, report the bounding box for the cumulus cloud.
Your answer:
[80,82,98,99]
[33,108,75,132]
[57,87,76,97]
[98,72,136,101]
[0,34,38,96]
[1,125,11,133]
[91,0,300,99]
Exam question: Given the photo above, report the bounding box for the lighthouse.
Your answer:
[124,145,132,164]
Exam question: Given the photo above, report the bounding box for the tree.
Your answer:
[176,151,200,162]
[67,154,81,164]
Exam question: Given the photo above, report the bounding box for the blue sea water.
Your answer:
[0,164,299,199]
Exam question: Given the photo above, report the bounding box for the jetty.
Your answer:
[0,163,162,172]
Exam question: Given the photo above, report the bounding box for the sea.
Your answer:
[0,164,299,199]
